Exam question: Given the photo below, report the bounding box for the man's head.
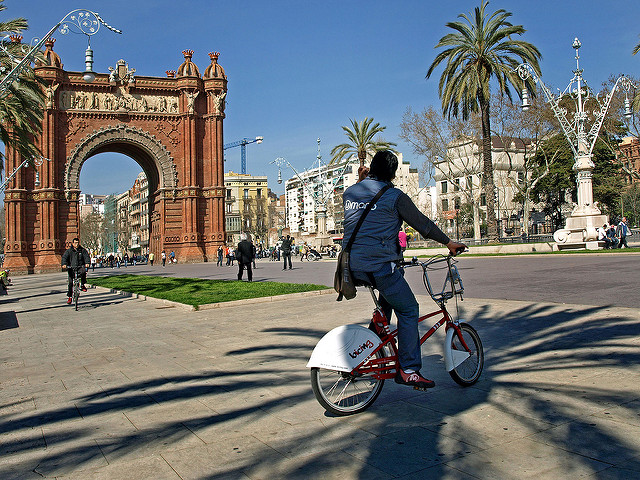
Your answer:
[622,217,627,223]
[368,150,398,182]
[72,238,80,248]
[240,233,247,241]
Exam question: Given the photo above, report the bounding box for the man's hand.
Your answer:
[85,264,90,269]
[446,241,467,256]
[357,166,369,183]
[62,265,67,269]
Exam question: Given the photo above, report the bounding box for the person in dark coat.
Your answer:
[61,237,91,304]
[236,234,254,281]
[281,235,293,270]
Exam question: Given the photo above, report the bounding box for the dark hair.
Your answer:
[368,150,398,182]
[72,237,80,243]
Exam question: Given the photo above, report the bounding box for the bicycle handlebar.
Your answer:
[400,248,467,268]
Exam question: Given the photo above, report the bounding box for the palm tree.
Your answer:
[426,1,541,242]
[0,0,45,176]
[330,117,397,167]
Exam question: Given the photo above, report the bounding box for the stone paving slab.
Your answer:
[0,273,639,479]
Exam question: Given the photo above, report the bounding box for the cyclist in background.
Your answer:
[61,237,91,305]
[343,150,466,390]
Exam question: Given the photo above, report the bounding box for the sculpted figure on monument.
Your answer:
[90,92,99,109]
[187,91,199,114]
[159,96,167,112]
[46,84,59,108]
[212,91,226,115]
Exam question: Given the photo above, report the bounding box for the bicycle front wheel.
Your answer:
[310,350,385,416]
[448,323,484,386]
[73,282,80,311]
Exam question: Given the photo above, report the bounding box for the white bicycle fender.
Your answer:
[444,325,471,371]
[307,325,382,372]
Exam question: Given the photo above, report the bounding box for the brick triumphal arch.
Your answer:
[4,40,228,273]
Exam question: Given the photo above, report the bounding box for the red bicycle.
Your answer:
[308,253,484,415]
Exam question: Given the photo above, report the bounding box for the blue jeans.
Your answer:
[352,264,421,371]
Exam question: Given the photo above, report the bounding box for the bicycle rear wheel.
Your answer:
[310,350,385,416]
[448,323,483,386]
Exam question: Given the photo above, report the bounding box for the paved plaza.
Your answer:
[1,257,640,479]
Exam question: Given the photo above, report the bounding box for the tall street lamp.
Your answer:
[0,9,121,190]
[516,38,633,250]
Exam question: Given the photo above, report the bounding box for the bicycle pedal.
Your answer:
[413,386,429,391]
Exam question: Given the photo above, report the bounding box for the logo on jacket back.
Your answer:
[345,200,377,211]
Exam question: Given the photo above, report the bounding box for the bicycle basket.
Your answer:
[421,255,464,303]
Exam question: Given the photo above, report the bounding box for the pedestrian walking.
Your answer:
[398,228,408,253]
[236,233,254,282]
[161,251,166,267]
[281,235,293,270]
[252,242,257,269]
[616,217,632,248]
[217,245,224,266]
[149,252,155,266]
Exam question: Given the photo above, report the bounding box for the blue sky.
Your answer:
[4,0,640,196]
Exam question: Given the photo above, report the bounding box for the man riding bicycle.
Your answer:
[343,150,466,390]
[61,237,91,305]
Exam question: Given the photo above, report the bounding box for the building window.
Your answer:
[243,189,249,199]
[226,189,231,198]
[442,199,449,211]
[441,181,448,194]
[454,178,460,192]
[480,193,486,207]
[256,188,262,198]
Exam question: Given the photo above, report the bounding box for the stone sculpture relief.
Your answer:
[210,91,226,115]
[59,89,179,114]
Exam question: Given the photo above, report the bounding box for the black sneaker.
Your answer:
[395,369,435,389]
[81,285,88,292]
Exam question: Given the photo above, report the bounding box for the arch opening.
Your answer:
[65,124,177,196]
[78,151,152,257]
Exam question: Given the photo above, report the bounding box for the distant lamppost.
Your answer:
[0,9,121,190]
[516,38,633,249]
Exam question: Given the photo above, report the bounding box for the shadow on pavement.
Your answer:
[1,300,638,478]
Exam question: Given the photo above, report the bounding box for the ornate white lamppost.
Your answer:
[273,139,355,242]
[0,9,121,191]
[516,38,633,249]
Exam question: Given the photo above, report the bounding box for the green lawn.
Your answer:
[87,275,329,308]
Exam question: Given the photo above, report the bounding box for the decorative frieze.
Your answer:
[59,87,179,114]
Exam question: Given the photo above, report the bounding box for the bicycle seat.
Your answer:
[353,278,372,288]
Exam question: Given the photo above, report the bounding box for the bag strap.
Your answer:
[344,184,391,252]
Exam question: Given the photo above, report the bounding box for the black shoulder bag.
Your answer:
[334,185,390,301]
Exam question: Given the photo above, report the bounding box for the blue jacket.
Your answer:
[343,177,450,272]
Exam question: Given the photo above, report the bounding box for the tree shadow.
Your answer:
[1,297,639,478]
[0,311,19,330]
